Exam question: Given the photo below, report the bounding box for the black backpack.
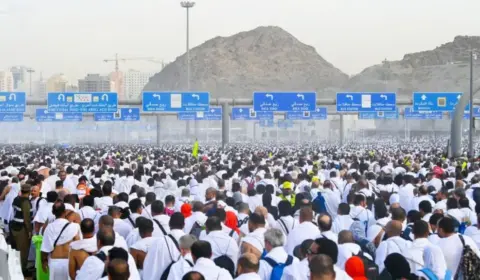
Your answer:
[212,239,235,277]
[354,250,379,280]
[160,235,181,280]
[456,235,480,280]
[189,221,203,239]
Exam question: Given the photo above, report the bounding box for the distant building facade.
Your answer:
[124,70,154,99]
[0,70,14,92]
[9,66,28,90]
[78,74,114,92]
[46,74,68,92]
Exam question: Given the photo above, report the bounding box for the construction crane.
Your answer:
[104,53,165,72]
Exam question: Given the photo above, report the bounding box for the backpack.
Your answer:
[401,224,413,241]
[189,221,203,239]
[312,192,327,214]
[455,235,480,280]
[160,235,181,280]
[212,237,235,277]
[355,239,375,259]
[354,250,379,280]
[264,255,294,280]
[245,177,255,191]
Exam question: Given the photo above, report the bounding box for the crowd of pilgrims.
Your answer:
[1,143,480,280]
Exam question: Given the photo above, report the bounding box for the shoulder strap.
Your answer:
[185,259,193,267]
[263,256,278,268]
[53,222,71,248]
[36,197,44,211]
[420,268,438,280]
[278,218,289,235]
[229,229,235,237]
[154,219,167,235]
[127,215,136,227]
[95,251,107,262]
[459,234,466,248]
[285,255,293,265]
[168,234,180,252]
[95,251,108,278]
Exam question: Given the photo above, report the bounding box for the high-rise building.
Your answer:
[0,70,14,91]
[110,71,124,99]
[46,74,68,92]
[9,66,27,90]
[78,74,114,92]
[124,70,154,100]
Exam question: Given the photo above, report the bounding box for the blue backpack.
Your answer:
[312,192,327,214]
[419,268,452,280]
[263,255,294,280]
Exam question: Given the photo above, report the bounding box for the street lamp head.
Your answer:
[180,1,195,8]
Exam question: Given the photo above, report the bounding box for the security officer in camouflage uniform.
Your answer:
[10,184,33,274]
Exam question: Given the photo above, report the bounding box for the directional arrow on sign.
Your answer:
[266,94,273,100]
[346,95,353,100]
[421,95,427,101]
[297,94,304,100]
[192,94,200,100]
[128,109,132,113]
[8,93,16,101]
[457,95,461,100]
[239,108,243,113]
[58,94,65,101]
[101,94,109,101]
[380,94,387,100]
[152,94,161,100]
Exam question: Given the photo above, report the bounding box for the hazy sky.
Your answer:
[1,0,479,82]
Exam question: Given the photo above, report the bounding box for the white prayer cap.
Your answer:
[389,193,400,205]
[367,225,383,242]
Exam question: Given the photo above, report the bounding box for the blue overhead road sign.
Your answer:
[36,108,82,122]
[0,92,26,113]
[412,92,465,112]
[286,107,328,120]
[258,119,274,127]
[359,110,398,120]
[94,108,140,121]
[143,92,209,112]
[178,107,222,121]
[253,92,316,112]
[277,119,294,129]
[231,107,274,120]
[0,113,23,122]
[336,92,396,112]
[404,107,443,120]
[47,92,118,113]
[448,108,480,119]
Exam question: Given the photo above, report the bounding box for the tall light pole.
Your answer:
[180,1,195,91]
[469,49,477,157]
[27,68,35,97]
[181,1,195,138]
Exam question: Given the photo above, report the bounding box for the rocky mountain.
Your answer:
[144,27,480,99]
[345,36,480,96]
[143,26,349,98]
